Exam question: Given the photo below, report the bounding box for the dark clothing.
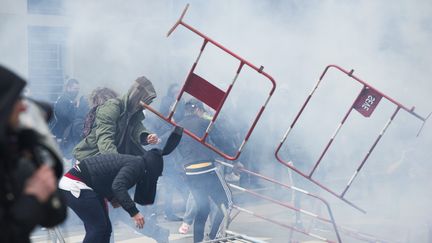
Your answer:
[71,96,89,143]
[62,190,111,243]
[177,114,232,242]
[186,169,232,242]
[176,114,215,164]
[61,149,173,243]
[50,93,89,159]
[50,92,77,140]
[66,152,162,216]
[0,66,66,243]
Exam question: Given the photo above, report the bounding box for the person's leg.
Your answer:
[207,170,232,240]
[182,192,196,225]
[178,192,196,234]
[187,175,211,243]
[62,190,111,243]
[162,175,182,221]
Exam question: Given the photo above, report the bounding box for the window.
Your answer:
[27,0,65,15]
[28,26,67,102]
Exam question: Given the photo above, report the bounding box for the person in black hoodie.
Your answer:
[59,126,182,243]
[0,65,67,243]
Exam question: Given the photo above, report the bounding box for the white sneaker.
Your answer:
[178,222,190,234]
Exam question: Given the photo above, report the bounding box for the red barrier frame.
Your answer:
[275,64,430,213]
[142,4,276,160]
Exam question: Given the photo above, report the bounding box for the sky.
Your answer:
[1,0,432,242]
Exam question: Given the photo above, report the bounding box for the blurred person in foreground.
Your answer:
[0,65,67,243]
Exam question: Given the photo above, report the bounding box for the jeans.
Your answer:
[61,189,112,243]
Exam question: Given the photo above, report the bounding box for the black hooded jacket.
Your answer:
[67,126,182,217]
[69,151,162,217]
[0,66,66,243]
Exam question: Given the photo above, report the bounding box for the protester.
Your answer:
[0,65,67,243]
[156,83,188,221]
[50,78,82,159]
[60,126,182,243]
[73,76,159,160]
[71,77,171,242]
[176,99,233,242]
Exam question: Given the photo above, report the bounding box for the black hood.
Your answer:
[0,66,26,143]
[134,126,183,205]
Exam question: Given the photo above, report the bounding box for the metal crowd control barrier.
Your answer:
[141,4,277,160]
[215,160,342,243]
[275,64,431,213]
[216,160,399,243]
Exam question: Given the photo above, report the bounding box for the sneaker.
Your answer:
[178,222,190,234]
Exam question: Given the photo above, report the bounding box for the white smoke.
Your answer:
[1,0,431,242]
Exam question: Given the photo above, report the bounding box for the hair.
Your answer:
[64,78,79,88]
[88,87,119,108]
[82,87,119,138]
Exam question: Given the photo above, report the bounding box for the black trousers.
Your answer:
[186,170,232,242]
[61,189,111,243]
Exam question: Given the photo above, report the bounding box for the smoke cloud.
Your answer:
[1,0,431,242]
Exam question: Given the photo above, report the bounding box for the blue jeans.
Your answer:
[61,189,112,243]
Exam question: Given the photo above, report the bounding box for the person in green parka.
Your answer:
[73,76,160,161]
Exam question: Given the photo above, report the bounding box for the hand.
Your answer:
[132,212,145,229]
[24,165,57,203]
[146,134,159,144]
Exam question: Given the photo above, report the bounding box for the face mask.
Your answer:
[68,91,79,99]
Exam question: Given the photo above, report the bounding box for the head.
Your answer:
[89,87,119,108]
[64,78,80,99]
[167,83,180,97]
[127,76,157,112]
[184,98,205,117]
[0,66,26,138]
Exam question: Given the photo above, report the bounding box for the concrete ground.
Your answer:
[30,184,428,243]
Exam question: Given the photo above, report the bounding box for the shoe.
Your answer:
[164,213,183,222]
[178,222,190,234]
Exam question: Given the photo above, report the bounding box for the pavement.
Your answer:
[30,183,426,243]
